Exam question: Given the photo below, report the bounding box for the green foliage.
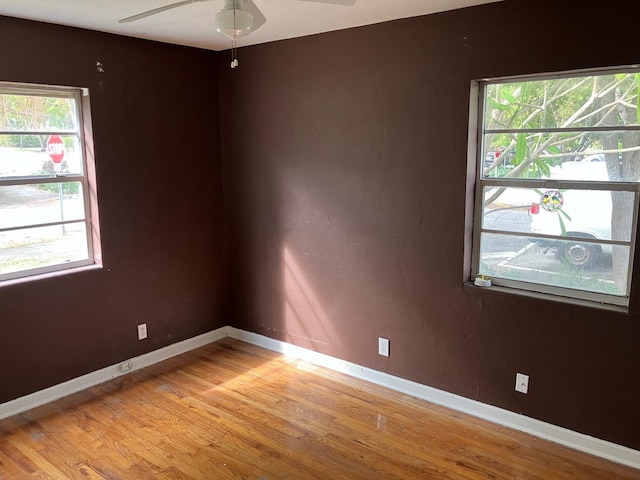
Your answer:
[485,165,513,177]
[558,208,572,222]
[0,93,75,149]
[514,132,527,165]
[0,94,74,130]
[534,158,551,177]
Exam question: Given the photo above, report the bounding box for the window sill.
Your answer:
[463,281,629,314]
[0,263,103,289]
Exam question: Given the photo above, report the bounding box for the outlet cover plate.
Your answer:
[515,372,529,394]
[378,337,390,357]
[137,323,148,340]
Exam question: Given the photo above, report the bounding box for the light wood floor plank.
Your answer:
[0,338,638,480]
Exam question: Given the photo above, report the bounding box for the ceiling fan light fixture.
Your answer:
[214,5,254,40]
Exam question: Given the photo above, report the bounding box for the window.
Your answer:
[470,68,640,307]
[0,82,100,283]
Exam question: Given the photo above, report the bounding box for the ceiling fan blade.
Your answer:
[242,0,267,32]
[119,0,206,24]
[296,0,357,5]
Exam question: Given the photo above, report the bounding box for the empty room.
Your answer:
[0,0,639,478]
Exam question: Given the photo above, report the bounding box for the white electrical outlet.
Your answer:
[378,337,390,357]
[120,361,133,372]
[137,323,148,340]
[515,372,529,394]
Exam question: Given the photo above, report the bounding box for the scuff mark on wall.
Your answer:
[287,333,330,346]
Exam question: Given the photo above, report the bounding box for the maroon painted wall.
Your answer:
[220,0,640,449]
[0,17,225,403]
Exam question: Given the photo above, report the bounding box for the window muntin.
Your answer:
[0,83,99,282]
[472,69,640,306]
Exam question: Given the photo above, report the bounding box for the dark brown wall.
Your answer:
[221,0,640,449]
[0,17,225,403]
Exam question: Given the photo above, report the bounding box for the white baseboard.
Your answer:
[227,327,640,471]
[3,325,638,471]
[0,327,228,421]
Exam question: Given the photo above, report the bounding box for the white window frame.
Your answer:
[467,67,640,308]
[0,81,101,284]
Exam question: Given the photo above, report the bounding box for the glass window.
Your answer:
[0,82,100,283]
[471,69,640,307]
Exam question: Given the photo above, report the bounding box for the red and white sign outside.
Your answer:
[46,135,65,164]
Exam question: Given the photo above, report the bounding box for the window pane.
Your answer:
[0,183,85,229]
[483,186,634,242]
[483,132,640,182]
[0,136,83,177]
[0,222,88,276]
[484,73,639,130]
[478,232,629,297]
[0,94,77,131]
[530,189,633,242]
[482,187,537,234]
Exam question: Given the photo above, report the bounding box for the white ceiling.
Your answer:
[0,0,503,52]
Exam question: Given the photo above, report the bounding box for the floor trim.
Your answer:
[227,327,640,471]
[0,328,228,421]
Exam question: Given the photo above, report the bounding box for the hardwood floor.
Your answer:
[0,338,638,479]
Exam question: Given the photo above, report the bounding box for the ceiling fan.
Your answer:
[119,0,356,67]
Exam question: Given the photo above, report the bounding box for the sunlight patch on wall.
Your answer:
[283,246,339,351]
